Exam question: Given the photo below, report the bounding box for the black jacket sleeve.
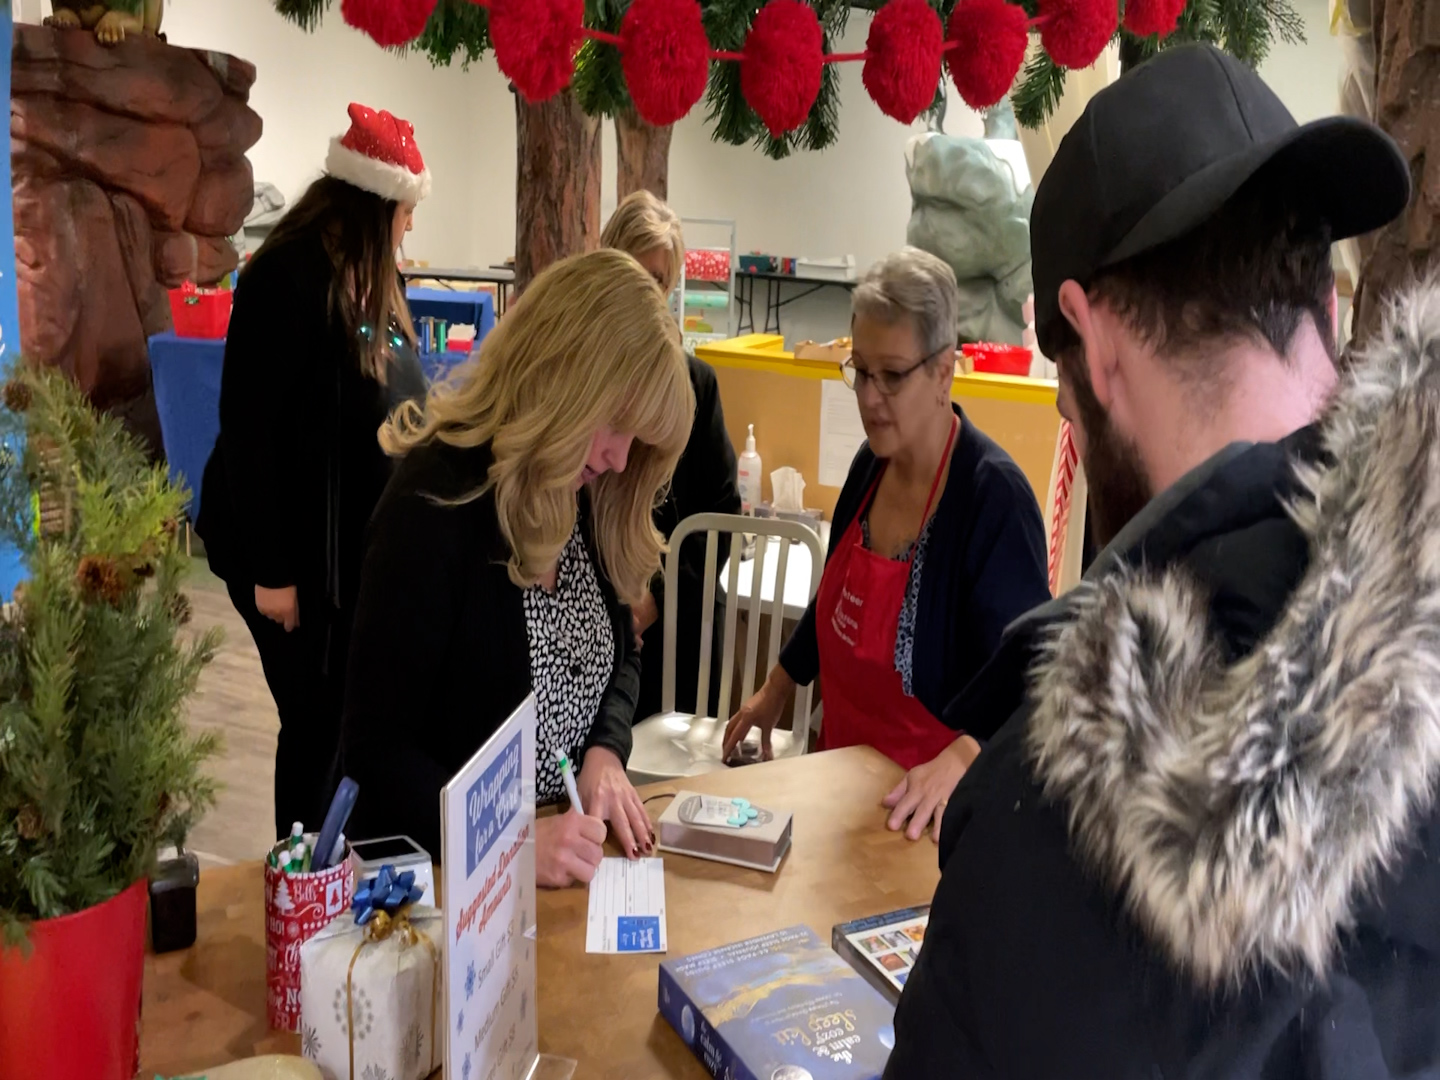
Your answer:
[939,462,1050,738]
[654,358,741,610]
[339,488,463,853]
[216,252,327,589]
[965,463,1050,661]
[777,447,878,686]
[589,624,639,764]
[583,500,641,765]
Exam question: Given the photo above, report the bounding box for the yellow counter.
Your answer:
[695,335,1061,518]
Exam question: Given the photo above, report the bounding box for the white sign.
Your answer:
[819,378,868,488]
[442,694,539,1080]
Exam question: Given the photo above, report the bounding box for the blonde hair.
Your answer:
[381,249,694,603]
[601,191,685,294]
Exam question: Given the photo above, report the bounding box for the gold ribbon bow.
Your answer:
[345,905,440,1080]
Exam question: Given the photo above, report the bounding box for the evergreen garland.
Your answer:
[1013,0,1305,129]
[0,369,220,944]
[573,0,629,118]
[409,0,492,69]
[272,0,1305,149]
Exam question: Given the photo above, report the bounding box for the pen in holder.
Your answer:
[263,833,354,1032]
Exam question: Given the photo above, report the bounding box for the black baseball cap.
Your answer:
[1031,43,1410,358]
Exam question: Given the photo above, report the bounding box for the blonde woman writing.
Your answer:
[338,249,695,888]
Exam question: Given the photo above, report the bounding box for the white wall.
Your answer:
[1259,0,1344,124]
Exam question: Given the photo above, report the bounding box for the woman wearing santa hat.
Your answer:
[198,103,430,840]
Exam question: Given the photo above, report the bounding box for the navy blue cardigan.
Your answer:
[778,406,1051,727]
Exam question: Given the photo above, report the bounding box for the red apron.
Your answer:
[816,419,958,771]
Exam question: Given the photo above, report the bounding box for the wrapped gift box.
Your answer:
[299,905,443,1080]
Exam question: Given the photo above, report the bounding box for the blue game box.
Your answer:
[658,925,895,1080]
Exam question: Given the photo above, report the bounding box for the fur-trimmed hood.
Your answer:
[1027,282,1440,992]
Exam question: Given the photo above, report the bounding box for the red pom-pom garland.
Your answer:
[862,0,944,124]
[1037,0,1118,70]
[341,0,437,48]
[946,0,1029,111]
[620,0,711,126]
[741,0,825,137]
[1122,0,1187,38]
[348,0,1155,133]
[489,0,586,102]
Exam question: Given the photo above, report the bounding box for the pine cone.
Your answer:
[166,591,193,626]
[161,519,180,540]
[76,554,127,606]
[16,802,42,840]
[2,379,32,414]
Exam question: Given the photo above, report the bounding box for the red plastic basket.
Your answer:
[168,283,233,339]
[963,342,1033,377]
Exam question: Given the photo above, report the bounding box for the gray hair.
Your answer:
[851,247,959,357]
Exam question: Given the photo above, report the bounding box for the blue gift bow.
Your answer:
[351,863,426,925]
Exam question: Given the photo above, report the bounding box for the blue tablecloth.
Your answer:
[147,333,223,521]
[406,286,495,342]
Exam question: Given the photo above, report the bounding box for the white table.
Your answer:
[719,523,830,621]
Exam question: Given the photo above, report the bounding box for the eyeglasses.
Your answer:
[840,349,943,396]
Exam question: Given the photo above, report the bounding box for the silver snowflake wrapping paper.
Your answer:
[299,905,444,1080]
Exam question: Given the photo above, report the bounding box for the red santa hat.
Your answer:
[325,103,432,205]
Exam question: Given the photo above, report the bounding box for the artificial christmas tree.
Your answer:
[0,365,220,1078]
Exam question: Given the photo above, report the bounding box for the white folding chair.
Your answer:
[626,512,825,786]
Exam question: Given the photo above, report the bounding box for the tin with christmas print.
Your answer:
[265,835,355,1031]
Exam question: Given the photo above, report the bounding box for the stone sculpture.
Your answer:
[905,101,1034,345]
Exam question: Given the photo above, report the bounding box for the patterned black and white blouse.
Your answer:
[522,521,616,804]
[861,514,936,698]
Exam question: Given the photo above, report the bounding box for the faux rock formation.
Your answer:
[11,24,261,442]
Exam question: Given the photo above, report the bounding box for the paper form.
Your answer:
[819,378,867,487]
[585,857,668,954]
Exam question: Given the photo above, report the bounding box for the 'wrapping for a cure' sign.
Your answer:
[442,695,540,1080]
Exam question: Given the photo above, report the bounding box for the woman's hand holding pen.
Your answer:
[577,747,654,860]
[536,811,606,888]
[882,735,981,843]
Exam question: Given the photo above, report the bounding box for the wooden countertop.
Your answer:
[142,746,939,1079]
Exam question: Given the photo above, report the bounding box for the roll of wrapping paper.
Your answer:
[437,320,448,352]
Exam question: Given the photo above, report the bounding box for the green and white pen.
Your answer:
[557,751,584,815]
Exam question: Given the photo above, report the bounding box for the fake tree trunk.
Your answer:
[1355,0,1440,339]
[616,107,672,201]
[514,89,602,295]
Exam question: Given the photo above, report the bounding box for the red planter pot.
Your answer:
[0,878,148,1080]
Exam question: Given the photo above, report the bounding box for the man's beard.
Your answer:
[1071,367,1152,551]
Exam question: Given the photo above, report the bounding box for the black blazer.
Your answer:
[338,439,640,858]
[638,355,741,717]
[198,232,424,620]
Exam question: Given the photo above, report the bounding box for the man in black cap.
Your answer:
[886,43,1440,1077]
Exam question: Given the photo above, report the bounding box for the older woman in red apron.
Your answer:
[723,249,1050,843]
